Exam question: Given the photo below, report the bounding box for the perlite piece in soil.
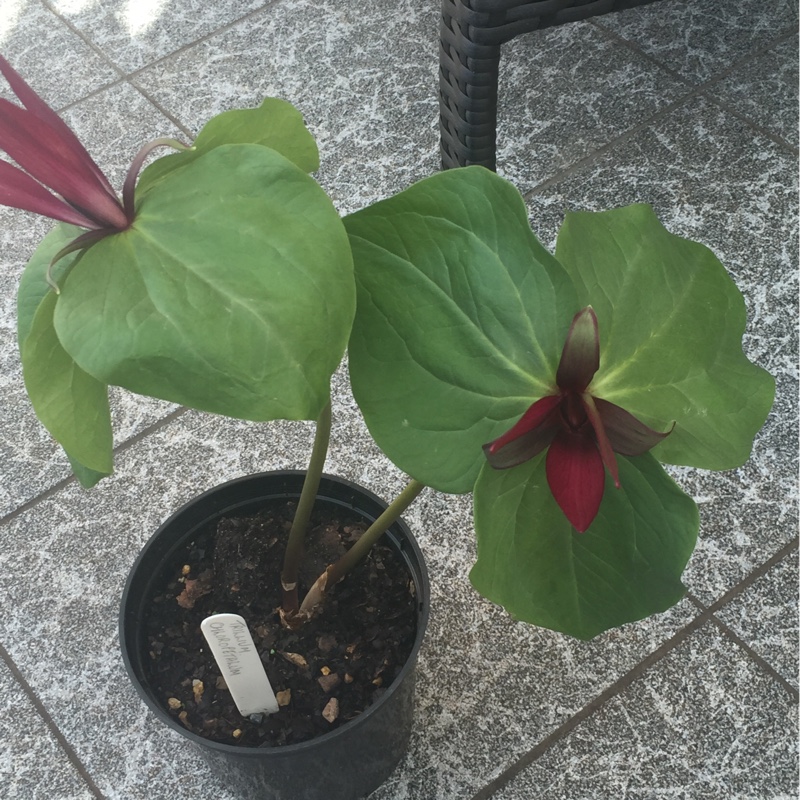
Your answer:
[280,651,309,669]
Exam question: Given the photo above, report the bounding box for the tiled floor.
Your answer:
[0,1,796,798]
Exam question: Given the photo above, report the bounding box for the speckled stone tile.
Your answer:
[494,21,689,193]
[0,390,702,800]
[0,657,95,799]
[0,81,183,516]
[492,624,798,800]
[715,553,799,690]
[47,0,270,74]
[707,34,799,148]
[524,95,797,606]
[131,0,441,215]
[0,2,795,799]
[595,0,797,85]
[0,0,119,108]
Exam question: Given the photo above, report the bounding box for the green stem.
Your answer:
[299,478,425,615]
[280,399,332,612]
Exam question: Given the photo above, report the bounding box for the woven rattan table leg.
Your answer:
[439,0,503,170]
[438,0,665,172]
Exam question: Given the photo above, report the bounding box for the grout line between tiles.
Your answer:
[709,612,799,700]
[39,0,127,82]
[44,0,286,142]
[698,91,799,155]
[0,407,188,529]
[124,81,195,139]
[528,25,798,197]
[591,18,797,97]
[0,638,107,800]
[469,536,799,800]
[589,20,799,153]
[60,0,283,86]
[524,89,702,196]
[122,0,285,85]
[686,543,800,701]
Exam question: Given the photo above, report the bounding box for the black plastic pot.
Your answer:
[120,471,430,800]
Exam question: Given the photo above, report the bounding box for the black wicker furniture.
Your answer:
[440,0,663,170]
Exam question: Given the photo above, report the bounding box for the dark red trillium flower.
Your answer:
[483,306,673,533]
[0,54,130,235]
[0,55,189,279]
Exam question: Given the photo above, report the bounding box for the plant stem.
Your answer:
[299,478,425,615]
[280,399,332,613]
[122,137,194,217]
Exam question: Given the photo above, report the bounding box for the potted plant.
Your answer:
[4,54,428,800]
[5,52,774,797]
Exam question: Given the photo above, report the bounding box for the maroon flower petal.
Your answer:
[556,307,599,393]
[594,397,675,456]
[0,99,127,229]
[581,393,621,488]
[0,160,98,228]
[0,55,117,201]
[483,394,561,469]
[483,421,559,469]
[545,429,605,533]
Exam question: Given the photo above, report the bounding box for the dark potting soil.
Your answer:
[143,498,418,747]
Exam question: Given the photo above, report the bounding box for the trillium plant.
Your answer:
[344,170,774,639]
[8,55,774,640]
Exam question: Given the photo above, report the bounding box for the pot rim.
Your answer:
[120,470,430,757]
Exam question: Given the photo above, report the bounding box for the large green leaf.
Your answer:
[136,98,319,197]
[17,224,112,486]
[345,167,577,493]
[21,291,113,484]
[555,205,775,469]
[470,452,698,640]
[53,143,354,422]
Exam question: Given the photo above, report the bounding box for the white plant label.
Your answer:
[200,613,279,716]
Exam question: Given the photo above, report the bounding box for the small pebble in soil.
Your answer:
[276,689,291,707]
[318,673,341,692]
[322,698,339,723]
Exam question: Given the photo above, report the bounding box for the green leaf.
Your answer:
[21,291,113,480]
[470,452,698,639]
[67,456,109,489]
[136,98,319,196]
[345,166,577,493]
[17,222,83,345]
[54,143,354,423]
[555,204,775,470]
